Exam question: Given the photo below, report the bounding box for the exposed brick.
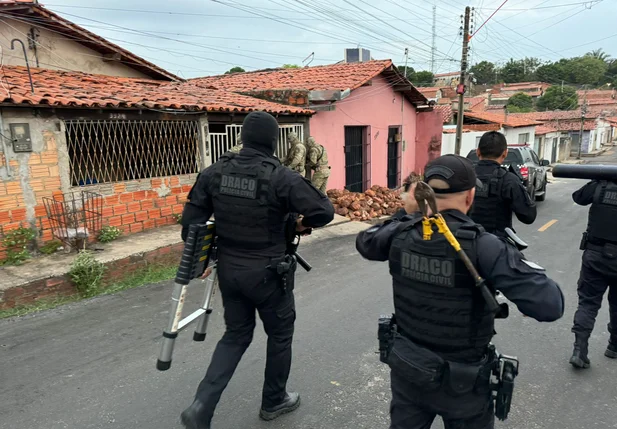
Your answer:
[130,223,144,233]
[29,179,45,192]
[0,184,6,196]
[101,207,114,218]
[5,181,21,195]
[155,218,169,227]
[10,208,26,221]
[108,216,122,227]
[181,185,192,193]
[151,178,163,188]
[132,190,147,201]
[170,177,180,187]
[121,214,135,224]
[113,205,127,215]
[44,177,62,190]
[165,195,178,206]
[49,165,60,178]
[39,218,51,230]
[45,277,65,288]
[160,207,173,217]
[0,210,10,223]
[119,225,131,234]
[105,195,119,205]
[52,190,64,201]
[153,197,167,208]
[27,154,42,165]
[148,208,162,219]
[127,202,141,213]
[119,193,133,203]
[41,230,54,242]
[140,200,154,211]
[143,219,155,230]
[135,211,148,222]
[178,194,188,204]
[114,184,126,194]
[2,222,21,232]
[171,187,183,195]
[34,205,47,217]
[172,204,183,214]
[30,165,50,178]
[41,151,59,164]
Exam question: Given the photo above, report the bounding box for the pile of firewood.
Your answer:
[327,185,405,221]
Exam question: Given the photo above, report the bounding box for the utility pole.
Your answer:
[455,6,471,156]
[401,47,409,185]
[431,5,437,73]
[577,86,588,160]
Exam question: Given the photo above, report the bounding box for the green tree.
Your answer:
[565,56,608,85]
[412,70,434,87]
[536,85,579,111]
[586,48,611,62]
[506,92,534,113]
[282,64,301,69]
[535,60,568,84]
[398,65,416,81]
[224,66,245,74]
[500,57,541,83]
[469,61,496,85]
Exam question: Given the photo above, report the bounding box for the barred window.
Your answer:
[65,120,201,187]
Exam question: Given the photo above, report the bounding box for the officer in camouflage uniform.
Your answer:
[305,136,330,193]
[229,132,243,154]
[283,132,306,177]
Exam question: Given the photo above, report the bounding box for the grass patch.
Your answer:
[0,263,178,319]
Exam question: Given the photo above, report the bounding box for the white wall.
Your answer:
[441,130,485,156]
[503,126,536,146]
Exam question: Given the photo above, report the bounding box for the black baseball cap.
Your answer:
[424,154,482,194]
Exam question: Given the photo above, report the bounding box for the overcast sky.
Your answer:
[40,0,617,79]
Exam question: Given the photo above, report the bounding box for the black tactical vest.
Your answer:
[211,153,286,251]
[388,213,496,363]
[588,180,617,244]
[470,166,511,236]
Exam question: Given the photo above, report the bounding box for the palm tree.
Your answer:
[587,49,611,62]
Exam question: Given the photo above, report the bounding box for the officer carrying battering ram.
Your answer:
[469,131,537,239]
[356,154,564,429]
[569,178,617,369]
[178,111,334,429]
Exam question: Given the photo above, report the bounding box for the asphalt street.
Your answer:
[2,155,617,429]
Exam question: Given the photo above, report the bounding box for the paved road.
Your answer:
[2,164,617,428]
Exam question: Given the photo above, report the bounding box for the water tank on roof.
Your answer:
[345,48,371,63]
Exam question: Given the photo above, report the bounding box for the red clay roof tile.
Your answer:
[463,111,541,128]
[0,66,312,115]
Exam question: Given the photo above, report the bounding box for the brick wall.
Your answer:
[0,241,185,310]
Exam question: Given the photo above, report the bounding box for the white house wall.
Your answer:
[441,131,485,157]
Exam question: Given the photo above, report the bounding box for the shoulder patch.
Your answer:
[521,259,544,270]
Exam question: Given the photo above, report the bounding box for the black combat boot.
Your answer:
[570,334,590,369]
[180,400,211,429]
[259,392,301,421]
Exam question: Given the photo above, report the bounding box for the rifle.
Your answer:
[552,163,617,180]
[286,213,312,272]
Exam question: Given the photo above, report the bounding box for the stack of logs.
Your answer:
[327,185,405,221]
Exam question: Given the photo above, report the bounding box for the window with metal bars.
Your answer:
[65,120,201,187]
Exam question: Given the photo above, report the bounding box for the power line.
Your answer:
[476,0,603,11]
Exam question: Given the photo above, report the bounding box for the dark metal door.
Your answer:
[551,139,558,164]
[345,126,366,192]
[387,127,400,188]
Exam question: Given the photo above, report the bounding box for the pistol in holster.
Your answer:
[378,314,397,363]
[488,344,519,421]
[269,254,298,294]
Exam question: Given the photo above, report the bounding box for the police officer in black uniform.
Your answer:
[179,111,334,429]
[569,179,617,369]
[470,131,537,238]
[356,154,564,429]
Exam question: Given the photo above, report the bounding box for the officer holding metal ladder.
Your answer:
[356,154,564,428]
[159,111,334,429]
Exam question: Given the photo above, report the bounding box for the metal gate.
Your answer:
[65,119,201,186]
[344,126,370,193]
[387,127,401,188]
[208,124,304,164]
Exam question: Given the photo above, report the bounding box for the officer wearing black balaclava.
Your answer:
[569,179,617,369]
[356,154,563,429]
[179,111,334,429]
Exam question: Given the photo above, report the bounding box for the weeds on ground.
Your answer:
[97,226,123,243]
[1,227,37,266]
[1,262,178,319]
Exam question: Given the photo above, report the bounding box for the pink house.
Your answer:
[193,60,443,192]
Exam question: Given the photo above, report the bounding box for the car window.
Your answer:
[505,150,523,164]
[521,148,532,163]
[530,150,540,165]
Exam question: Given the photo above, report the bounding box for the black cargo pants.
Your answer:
[389,370,494,429]
[192,255,296,425]
[572,249,617,340]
